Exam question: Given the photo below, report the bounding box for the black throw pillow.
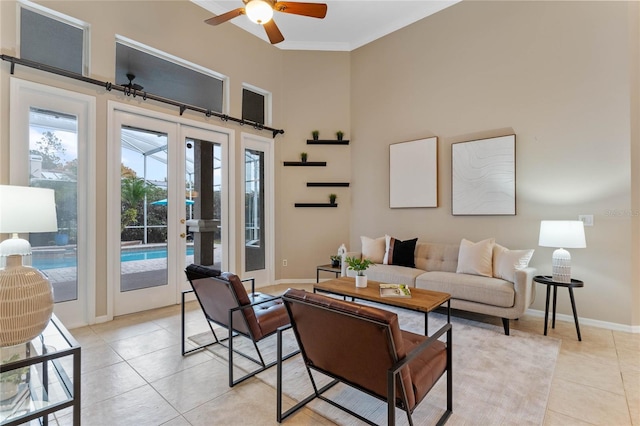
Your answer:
[387,237,418,268]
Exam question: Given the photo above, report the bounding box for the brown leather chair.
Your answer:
[277,288,452,426]
[183,264,298,387]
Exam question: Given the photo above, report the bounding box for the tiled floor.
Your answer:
[52,283,637,426]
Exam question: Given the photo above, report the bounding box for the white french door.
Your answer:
[108,104,231,316]
[241,132,274,286]
[9,78,96,328]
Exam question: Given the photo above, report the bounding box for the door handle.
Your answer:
[180,219,186,224]
[180,233,186,238]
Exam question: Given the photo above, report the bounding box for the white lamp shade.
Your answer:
[538,220,586,249]
[0,185,58,233]
[245,0,273,24]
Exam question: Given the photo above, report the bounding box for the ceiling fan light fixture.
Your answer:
[245,0,273,24]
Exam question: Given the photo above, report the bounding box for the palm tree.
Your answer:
[121,177,150,232]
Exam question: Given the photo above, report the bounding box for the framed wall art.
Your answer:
[451,134,515,215]
[389,137,438,208]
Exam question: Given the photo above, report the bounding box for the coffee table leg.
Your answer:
[424,312,428,336]
[544,284,551,336]
[568,288,582,341]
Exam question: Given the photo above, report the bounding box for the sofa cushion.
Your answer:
[347,264,425,287]
[383,235,418,267]
[415,271,515,308]
[456,238,495,277]
[361,235,386,263]
[414,242,459,273]
[493,244,534,282]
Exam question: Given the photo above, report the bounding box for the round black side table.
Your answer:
[534,275,584,341]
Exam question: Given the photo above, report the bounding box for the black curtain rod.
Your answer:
[1,54,285,138]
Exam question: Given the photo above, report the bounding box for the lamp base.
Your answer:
[551,248,572,283]
[0,234,32,268]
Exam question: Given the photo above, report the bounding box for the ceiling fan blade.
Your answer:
[273,2,327,19]
[263,19,285,44]
[205,8,245,26]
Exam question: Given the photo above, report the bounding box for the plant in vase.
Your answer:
[0,353,29,401]
[344,256,374,288]
[300,152,308,163]
[330,255,341,268]
[336,130,344,141]
[329,193,337,205]
[311,130,319,141]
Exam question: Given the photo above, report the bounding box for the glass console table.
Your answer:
[0,314,80,426]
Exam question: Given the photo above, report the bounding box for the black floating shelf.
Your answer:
[295,203,338,208]
[306,139,350,145]
[283,161,327,166]
[307,182,350,187]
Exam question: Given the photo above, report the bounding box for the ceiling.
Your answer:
[192,0,461,51]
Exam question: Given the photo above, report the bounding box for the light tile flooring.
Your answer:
[50,283,638,426]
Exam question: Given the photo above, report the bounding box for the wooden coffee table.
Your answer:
[314,277,451,335]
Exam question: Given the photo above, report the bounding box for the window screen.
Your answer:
[242,89,265,125]
[20,7,84,74]
[116,43,224,114]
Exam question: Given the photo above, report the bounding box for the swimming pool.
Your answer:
[32,246,195,270]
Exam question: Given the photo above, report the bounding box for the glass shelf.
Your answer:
[0,315,80,426]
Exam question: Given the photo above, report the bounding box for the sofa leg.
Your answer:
[502,318,510,335]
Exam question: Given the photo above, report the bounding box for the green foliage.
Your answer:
[344,256,374,276]
[1,354,28,384]
[30,131,66,169]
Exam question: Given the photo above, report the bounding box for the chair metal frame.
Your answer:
[182,274,298,387]
[276,294,452,426]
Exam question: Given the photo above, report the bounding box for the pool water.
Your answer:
[33,246,194,270]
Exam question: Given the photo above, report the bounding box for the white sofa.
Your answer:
[342,239,536,335]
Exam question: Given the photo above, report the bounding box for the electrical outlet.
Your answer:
[578,214,594,227]
[282,259,287,267]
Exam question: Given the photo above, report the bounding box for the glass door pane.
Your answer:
[186,138,222,269]
[245,149,265,271]
[120,126,168,292]
[28,108,78,303]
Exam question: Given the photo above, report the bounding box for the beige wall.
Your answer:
[1,0,637,327]
[350,1,638,326]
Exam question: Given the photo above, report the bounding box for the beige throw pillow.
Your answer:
[493,244,534,282]
[361,236,385,264]
[456,238,495,277]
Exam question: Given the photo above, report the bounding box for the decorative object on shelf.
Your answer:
[0,185,58,267]
[337,243,347,259]
[0,255,54,347]
[344,256,373,288]
[0,352,29,401]
[538,220,586,283]
[390,137,438,208]
[452,134,516,215]
[330,255,341,268]
[329,193,337,205]
[336,130,344,141]
[300,152,308,163]
[311,130,319,140]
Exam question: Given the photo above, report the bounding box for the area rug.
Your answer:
[191,303,560,425]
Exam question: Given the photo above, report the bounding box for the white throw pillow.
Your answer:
[456,238,495,277]
[493,244,534,282]
[361,236,385,264]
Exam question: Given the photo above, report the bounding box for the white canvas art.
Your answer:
[389,137,438,208]
[452,134,516,215]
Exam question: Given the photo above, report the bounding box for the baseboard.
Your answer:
[526,308,639,333]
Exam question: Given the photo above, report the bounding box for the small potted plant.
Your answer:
[330,255,341,268]
[311,130,319,141]
[0,354,28,401]
[344,256,374,288]
[301,152,308,163]
[329,193,337,205]
[336,130,344,141]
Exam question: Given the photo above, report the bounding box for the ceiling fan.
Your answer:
[205,0,328,45]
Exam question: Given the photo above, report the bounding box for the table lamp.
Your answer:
[538,220,586,283]
[0,185,58,346]
[0,185,59,267]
